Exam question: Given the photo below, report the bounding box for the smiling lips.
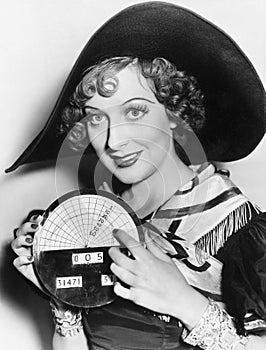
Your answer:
[111,151,143,168]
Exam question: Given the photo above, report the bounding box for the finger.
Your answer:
[13,255,34,269]
[29,214,43,224]
[109,247,135,272]
[11,234,34,251]
[15,222,40,237]
[146,238,172,263]
[113,229,148,261]
[110,263,136,286]
[113,281,135,301]
[13,255,45,291]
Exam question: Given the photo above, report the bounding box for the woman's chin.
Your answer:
[112,169,141,185]
[114,175,140,185]
[113,167,155,185]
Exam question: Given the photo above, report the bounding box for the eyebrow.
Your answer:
[83,97,156,111]
[122,97,156,105]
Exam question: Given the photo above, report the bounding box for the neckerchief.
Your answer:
[143,163,259,300]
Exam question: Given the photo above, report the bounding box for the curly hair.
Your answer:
[58,56,205,151]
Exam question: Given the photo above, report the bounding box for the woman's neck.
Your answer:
[122,146,195,218]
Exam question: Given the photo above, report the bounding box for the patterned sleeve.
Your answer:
[219,212,266,334]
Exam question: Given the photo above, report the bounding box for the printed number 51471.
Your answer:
[56,276,82,289]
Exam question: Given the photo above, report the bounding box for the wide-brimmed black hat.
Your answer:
[5,1,265,173]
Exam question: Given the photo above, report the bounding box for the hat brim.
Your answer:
[5,1,265,173]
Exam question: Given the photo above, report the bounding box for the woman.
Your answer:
[9,2,266,349]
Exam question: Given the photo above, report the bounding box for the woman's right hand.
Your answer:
[11,214,46,292]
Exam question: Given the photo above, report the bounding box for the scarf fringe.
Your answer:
[195,202,259,256]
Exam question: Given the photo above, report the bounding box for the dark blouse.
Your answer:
[83,299,188,350]
[82,213,266,349]
[217,212,266,334]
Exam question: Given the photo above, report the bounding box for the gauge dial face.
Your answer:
[33,190,143,308]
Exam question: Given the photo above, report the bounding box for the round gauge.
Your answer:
[33,189,143,308]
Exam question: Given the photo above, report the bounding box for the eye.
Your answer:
[89,113,108,126]
[125,104,149,121]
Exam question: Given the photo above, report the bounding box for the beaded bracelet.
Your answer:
[50,300,83,337]
[181,299,249,350]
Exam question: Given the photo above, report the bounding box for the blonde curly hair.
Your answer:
[58,56,205,152]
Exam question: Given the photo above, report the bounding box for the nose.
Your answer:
[106,118,128,151]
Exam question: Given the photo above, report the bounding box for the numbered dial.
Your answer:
[34,190,141,255]
[33,189,143,307]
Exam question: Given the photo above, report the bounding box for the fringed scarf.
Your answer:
[143,163,260,301]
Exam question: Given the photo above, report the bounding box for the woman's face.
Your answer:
[84,65,177,184]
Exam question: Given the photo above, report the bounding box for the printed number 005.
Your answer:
[72,252,104,265]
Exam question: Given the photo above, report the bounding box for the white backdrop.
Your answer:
[0,1,265,349]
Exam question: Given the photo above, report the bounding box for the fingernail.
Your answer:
[31,223,38,229]
[27,256,33,261]
[25,237,33,244]
[32,215,39,220]
[113,229,118,235]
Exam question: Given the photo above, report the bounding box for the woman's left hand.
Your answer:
[109,229,208,327]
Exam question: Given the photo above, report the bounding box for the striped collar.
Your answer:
[143,162,259,298]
